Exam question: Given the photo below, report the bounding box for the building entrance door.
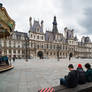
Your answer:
[37,51,43,59]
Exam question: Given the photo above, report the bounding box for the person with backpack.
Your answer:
[77,64,86,84]
[85,63,92,82]
[60,64,79,88]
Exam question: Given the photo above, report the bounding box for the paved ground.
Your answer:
[0,58,92,92]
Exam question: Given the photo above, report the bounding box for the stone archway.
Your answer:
[37,51,43,59]
[69,53,73,57]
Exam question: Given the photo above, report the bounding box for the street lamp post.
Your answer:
[57,45,60,61]
[25,38,29,62]
[34,41,36,59]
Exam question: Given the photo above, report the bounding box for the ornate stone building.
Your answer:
[29,16,92,59]
[0,14,92,59]
[0,31,29,59]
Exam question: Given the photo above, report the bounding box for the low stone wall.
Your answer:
[38,82,92,92]
[54,82,92,92]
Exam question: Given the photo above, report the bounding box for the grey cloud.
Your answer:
[79,7,92,34]
[53,0,92,35]
[1,0,92,37]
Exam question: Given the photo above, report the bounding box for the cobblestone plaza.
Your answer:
[0,58,92,92]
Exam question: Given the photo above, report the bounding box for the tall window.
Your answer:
[47,44,48,49]
[50,52,52,55]
[22,50,24,54]
[9,50,11,53]
[9,41,11,47]
[37,36,39,39]
[41,45,43,48]
[47,52,48,55]
[13,50,16,53]
[54,45,55,49]
[34,35,35,39]
[0,40,2,47]
[37,28,39,32]
[18,45,20,48]
[50,44,52,49]
[41,36,43,40]
[18,50,20,53]
[37,45,39,49]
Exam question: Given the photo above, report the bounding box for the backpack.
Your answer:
[77,70,86,84]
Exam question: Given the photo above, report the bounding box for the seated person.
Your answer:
[60,64,79,88]
[85,63,92,82]
[77,64,86,84]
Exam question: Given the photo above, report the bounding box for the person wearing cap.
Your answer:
[60,64,79,88]
[77,64,86,84]
[85,63,92,82]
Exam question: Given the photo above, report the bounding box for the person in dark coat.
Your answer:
[85,63,92,82]
[13,56,15,62]
[60,64,79,88]
[77,64,86,84]
[69,53,72,61]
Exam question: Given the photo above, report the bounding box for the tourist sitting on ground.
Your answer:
[77,64,86,84]
[60,64,79,88]
[85,63,92,82]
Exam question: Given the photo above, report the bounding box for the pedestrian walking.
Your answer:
[13,56,15,62]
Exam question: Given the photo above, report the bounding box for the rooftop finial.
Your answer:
[41,20,43,24]
[53,16,57,25]
[29,16,32,29]
[54,16,56,21]
[29,16,32,22]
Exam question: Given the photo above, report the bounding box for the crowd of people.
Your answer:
[60,63,92,88]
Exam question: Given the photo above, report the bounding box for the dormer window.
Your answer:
[36,27,39,32]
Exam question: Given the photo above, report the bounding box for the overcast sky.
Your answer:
[1,0,92,40]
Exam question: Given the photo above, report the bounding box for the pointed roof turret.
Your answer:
[52,16,58,33]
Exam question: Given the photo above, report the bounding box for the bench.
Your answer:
[38,82,92,92]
